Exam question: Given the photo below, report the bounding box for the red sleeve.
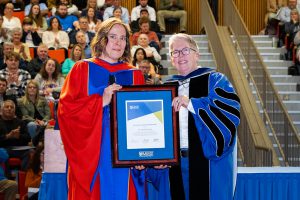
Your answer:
[58,61,103,195]
[133,69,145,85]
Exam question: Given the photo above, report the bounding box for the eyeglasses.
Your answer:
[108,34,127,42]
[170,47,197,58]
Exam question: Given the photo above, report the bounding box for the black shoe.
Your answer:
[180,30,186,33]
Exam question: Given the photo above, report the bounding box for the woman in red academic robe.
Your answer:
[58,18,149,200]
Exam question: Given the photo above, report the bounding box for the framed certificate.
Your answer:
[111,85,179,167]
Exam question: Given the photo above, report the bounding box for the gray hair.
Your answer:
[168,33,199,53]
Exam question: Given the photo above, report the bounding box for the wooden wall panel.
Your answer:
[122,0,266,35]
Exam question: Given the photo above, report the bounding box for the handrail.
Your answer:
[223,0,300,166]
[200,0,278,166]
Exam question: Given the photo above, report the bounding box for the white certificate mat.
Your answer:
[126,100,165,149]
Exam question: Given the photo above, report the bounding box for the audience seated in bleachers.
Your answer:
[24,0,48,17]
[75,30,92,58]
[2,3,22,31]
[0,41,28,71]
[62,44,85,76]
[42,17,69,50]
[0,52,31,98]
[27,3,48,34]
[51,0,79,17]
[34,58,64,102]
[0,0,25,12]
[131,8,160,36]
[132,47,157,75]
[27,44,49,78]
[103,0,130,24]
[132,17,161,52]
[81,0,104,21]
[131,0,156,23]
[86,7,102,33]
[52,3,78,33]
[21,17,42,48]
[0,77,22,118]
[18,80,51,140]
[12,27,31,62]
[131,33,161,68]
[70,16,95,47]
[157,0,187,33]
[139,59,161,85]
[0,100,31,169]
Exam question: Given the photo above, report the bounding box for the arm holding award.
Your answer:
[58,18,168,200]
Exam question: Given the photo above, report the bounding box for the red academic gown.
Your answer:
[58,58,144,200]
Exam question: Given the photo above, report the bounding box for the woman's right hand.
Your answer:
[102,83,122,107]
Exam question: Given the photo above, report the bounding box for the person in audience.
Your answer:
[112,7,131,31]
[103,0,130,24]
[131,33,161,66]
[165,33,240,200]
[34,58,64,101]
[0,0,24,11]
[62,44,85,76]
[132,47,157,75]
[0,100,31,170]
[2,3,22,31]
[0,52,31,97]
[0,148,18,200]
[0,41,28,70]
[0,14,9,44]
[81,0,103,21]
[12,28,31,62]
[75,31,92,58]
[18,80,50,140]
[21,17,42,48]
[42,17,70,50]
[132,17,161,51]
[24,0,48,17]
[69,16,95,47]
[265,0,286,26]
[139,59,161,85]
[131,8,160,34]
[86,7,102,33]
[0,77,22,118]
[58,17,168,200]
[53,3,78,33]
[277,0,297,23]
[25,145,44,200]
[157,0,187,33]
[27,3,48,33]
[27,44,49,78]
[52,0,79,17]
[284,9,300,60]
[131,0,156,22]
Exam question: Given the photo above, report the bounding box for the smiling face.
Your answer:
[170,38,199,76]
[113,8,122,19]
[51,18,59,30]
[101,24,127,63]
[45,59,56,75]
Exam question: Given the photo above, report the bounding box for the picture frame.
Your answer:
[110,85,179,167]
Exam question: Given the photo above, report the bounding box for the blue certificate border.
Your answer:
[111,85,179,167]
